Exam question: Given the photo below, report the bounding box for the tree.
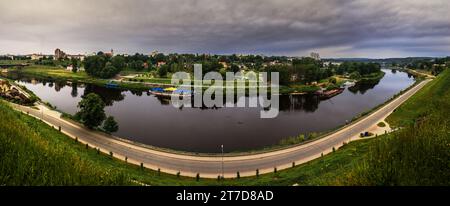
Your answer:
[105,64,119,78]
[71,59,78,73]
[111,56,125,70]
[84,55,121,78]
[103,116,119,133]
[329,77,337,84]
[77,93,106,129]
[130,60,144,71]
[158,65,168,77]
[265,65,291,85]
[84,55,106,77]
[230,64,240,73]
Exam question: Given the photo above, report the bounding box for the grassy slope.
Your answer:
[345,69,450,185]
[0,100,376,186]
[386,69,449,127]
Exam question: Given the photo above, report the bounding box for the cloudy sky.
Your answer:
[1,0,449,58]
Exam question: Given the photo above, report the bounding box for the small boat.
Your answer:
[316,88,345,100]
[105,81,119,88]
[149,87,192,98]
[343,81,356,87]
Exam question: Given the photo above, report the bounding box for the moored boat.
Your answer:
[316,87,345,100]
[149,87,192,98]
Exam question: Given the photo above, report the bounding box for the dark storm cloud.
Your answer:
[0,0,449,57]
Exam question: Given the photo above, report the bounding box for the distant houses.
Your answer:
[28,53,51,60]
[157,61,166,67]
[54,48,86,61]
[66,65,84,71]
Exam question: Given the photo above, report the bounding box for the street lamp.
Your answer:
[221,144,224,179]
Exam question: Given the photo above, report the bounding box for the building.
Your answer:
[104,49,114,57]
[31,53,45,60]
[323,61,342,67]
[54,48,85,61]
[157,61,166,67]
[150,50,159,57]
[219,61,229,69]
[54,48,66,60]
[67,54,85,61]
[310,52,321,61]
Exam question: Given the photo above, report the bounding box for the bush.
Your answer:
[103,116,119,133]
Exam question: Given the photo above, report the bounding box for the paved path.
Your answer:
[11,79,431,178]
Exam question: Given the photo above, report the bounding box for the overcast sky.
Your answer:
[1,0,449,58]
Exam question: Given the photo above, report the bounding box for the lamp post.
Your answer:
[221,144,224,179]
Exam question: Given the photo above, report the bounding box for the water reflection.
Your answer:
[348,82,379,94]
[71,83,78,98]
[83,84,125,106]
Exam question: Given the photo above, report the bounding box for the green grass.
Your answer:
[386,69,450,128]
[345,112,450,185]
[357,71,386,84]
[343,68,450,186]
[0,59,30,65]
[9,66,151,91]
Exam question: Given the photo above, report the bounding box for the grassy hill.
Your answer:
[343,69,450,185]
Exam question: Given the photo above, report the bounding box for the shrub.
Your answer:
[377,122,386,127]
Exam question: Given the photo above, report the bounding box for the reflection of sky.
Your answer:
[17,70,415,152]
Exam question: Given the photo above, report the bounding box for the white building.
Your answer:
[31,54,45,60]
[323,61,342,67]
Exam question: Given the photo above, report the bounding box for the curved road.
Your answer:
[12,79,431,178]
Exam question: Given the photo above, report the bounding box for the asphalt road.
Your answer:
[12,79,431,178]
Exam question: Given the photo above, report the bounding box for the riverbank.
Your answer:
[6,65,385,95]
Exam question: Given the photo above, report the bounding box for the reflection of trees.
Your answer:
[130,90,143,96]
[71,83,78,97]
[152,94,322,112]
[279,95,320,112]
[82,84,125,106]
[155,96,171,105]
[54,81,66,92]
[348,81,379,95]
